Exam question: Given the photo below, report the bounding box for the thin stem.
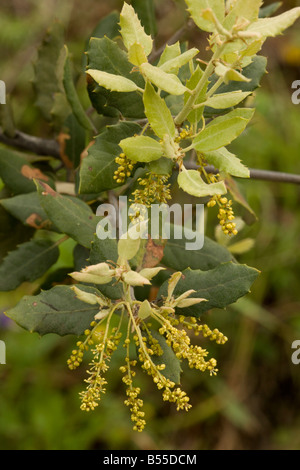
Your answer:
[174,44,226,126]
[125,301,167,383]
[148,19,195,64]
[0,127,61,159]
[205,76,224,100]
[183,161,300,185]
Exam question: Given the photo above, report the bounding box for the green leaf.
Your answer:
[206,56,267,117]
[128,43,148,66]
[62,46,94,131]
[224,0,263,29]
[138,299,152,320]
[161,224,234,271]
[204,147,250,178]
[32,21,66,123]
[158,42,181,67]
[158,262,260,317]
[64,113,86,169]
[73,244,90,272]
[5,285,100,336]
[118,235,141,262]
[226,176,257,225]
[143,82,175,139]
[0,192,56,230]
[184,0,225,32]
[193,108,255,152]
[146,157,174,176]
[0,96,15,138]
[214,64,251,84]
[228,238,255,255]
[86,37,145,118]
[36,181,98,248]
[87,11,120,41]
[204,91,252,110]
[119,2,153,56]
[119,135,163,163]
[185,66,208,125]
[248,7,300,38]
[89,236,123,300]
[0,239,60,291]
[0,148,53,195]
[79,122,141,194]
[140,63,188,96]
[147,329,181,383]
[87,69,140,93]
[131,0,157,37]
[178,169,227,197]
[259,2,282,19]
[0,204,34,264]
[159,48,199,73]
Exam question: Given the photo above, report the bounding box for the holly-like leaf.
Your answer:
[0,205,34,264]
[204,147,250,178]
[204,91,252,110]
[193,108,255,152]
[146,158,174,176]
[128,43,148,66]
[159,48,199,73]
[87,69,141,93]
[119,135,163,163]
[178,169,226,197]
[62,46,94,131]
[248,7,300,38]
[5,285,101,336]
[0,148,53,195]
[158,42,181,67]
[64,113,86,170]
[143,82,175,139]
[140,63,188,96]
[119,2,153,57]
[118,234,141,262]
[161,224,234,271]
[184,0,225,32]
[224,0,263,29]
[36,181,98,248]
[131,0,157,37]
[206,56,267,117]
[86,36,145,118]
[79,121,141,194]
[87,11,120,42]
[89,236,123,300]
[0,192,56,230]
[33,21,69,127]
[259,2,282,19]
[214,63,251,84]
[0,239,60,291]
[185,66,208,124]
[158,262,260,317]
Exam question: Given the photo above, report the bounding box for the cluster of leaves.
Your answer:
[1,0,300,431]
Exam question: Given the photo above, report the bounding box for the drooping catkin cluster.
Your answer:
[130,172,172,208]
[174,125,193,143]
[208,195,238,236]
[67,265,228,432]
[79,325,122,412]
[114,152,135,184]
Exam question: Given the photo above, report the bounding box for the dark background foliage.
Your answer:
[0,0,300,450]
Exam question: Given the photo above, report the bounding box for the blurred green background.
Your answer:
[1,0,300,450]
